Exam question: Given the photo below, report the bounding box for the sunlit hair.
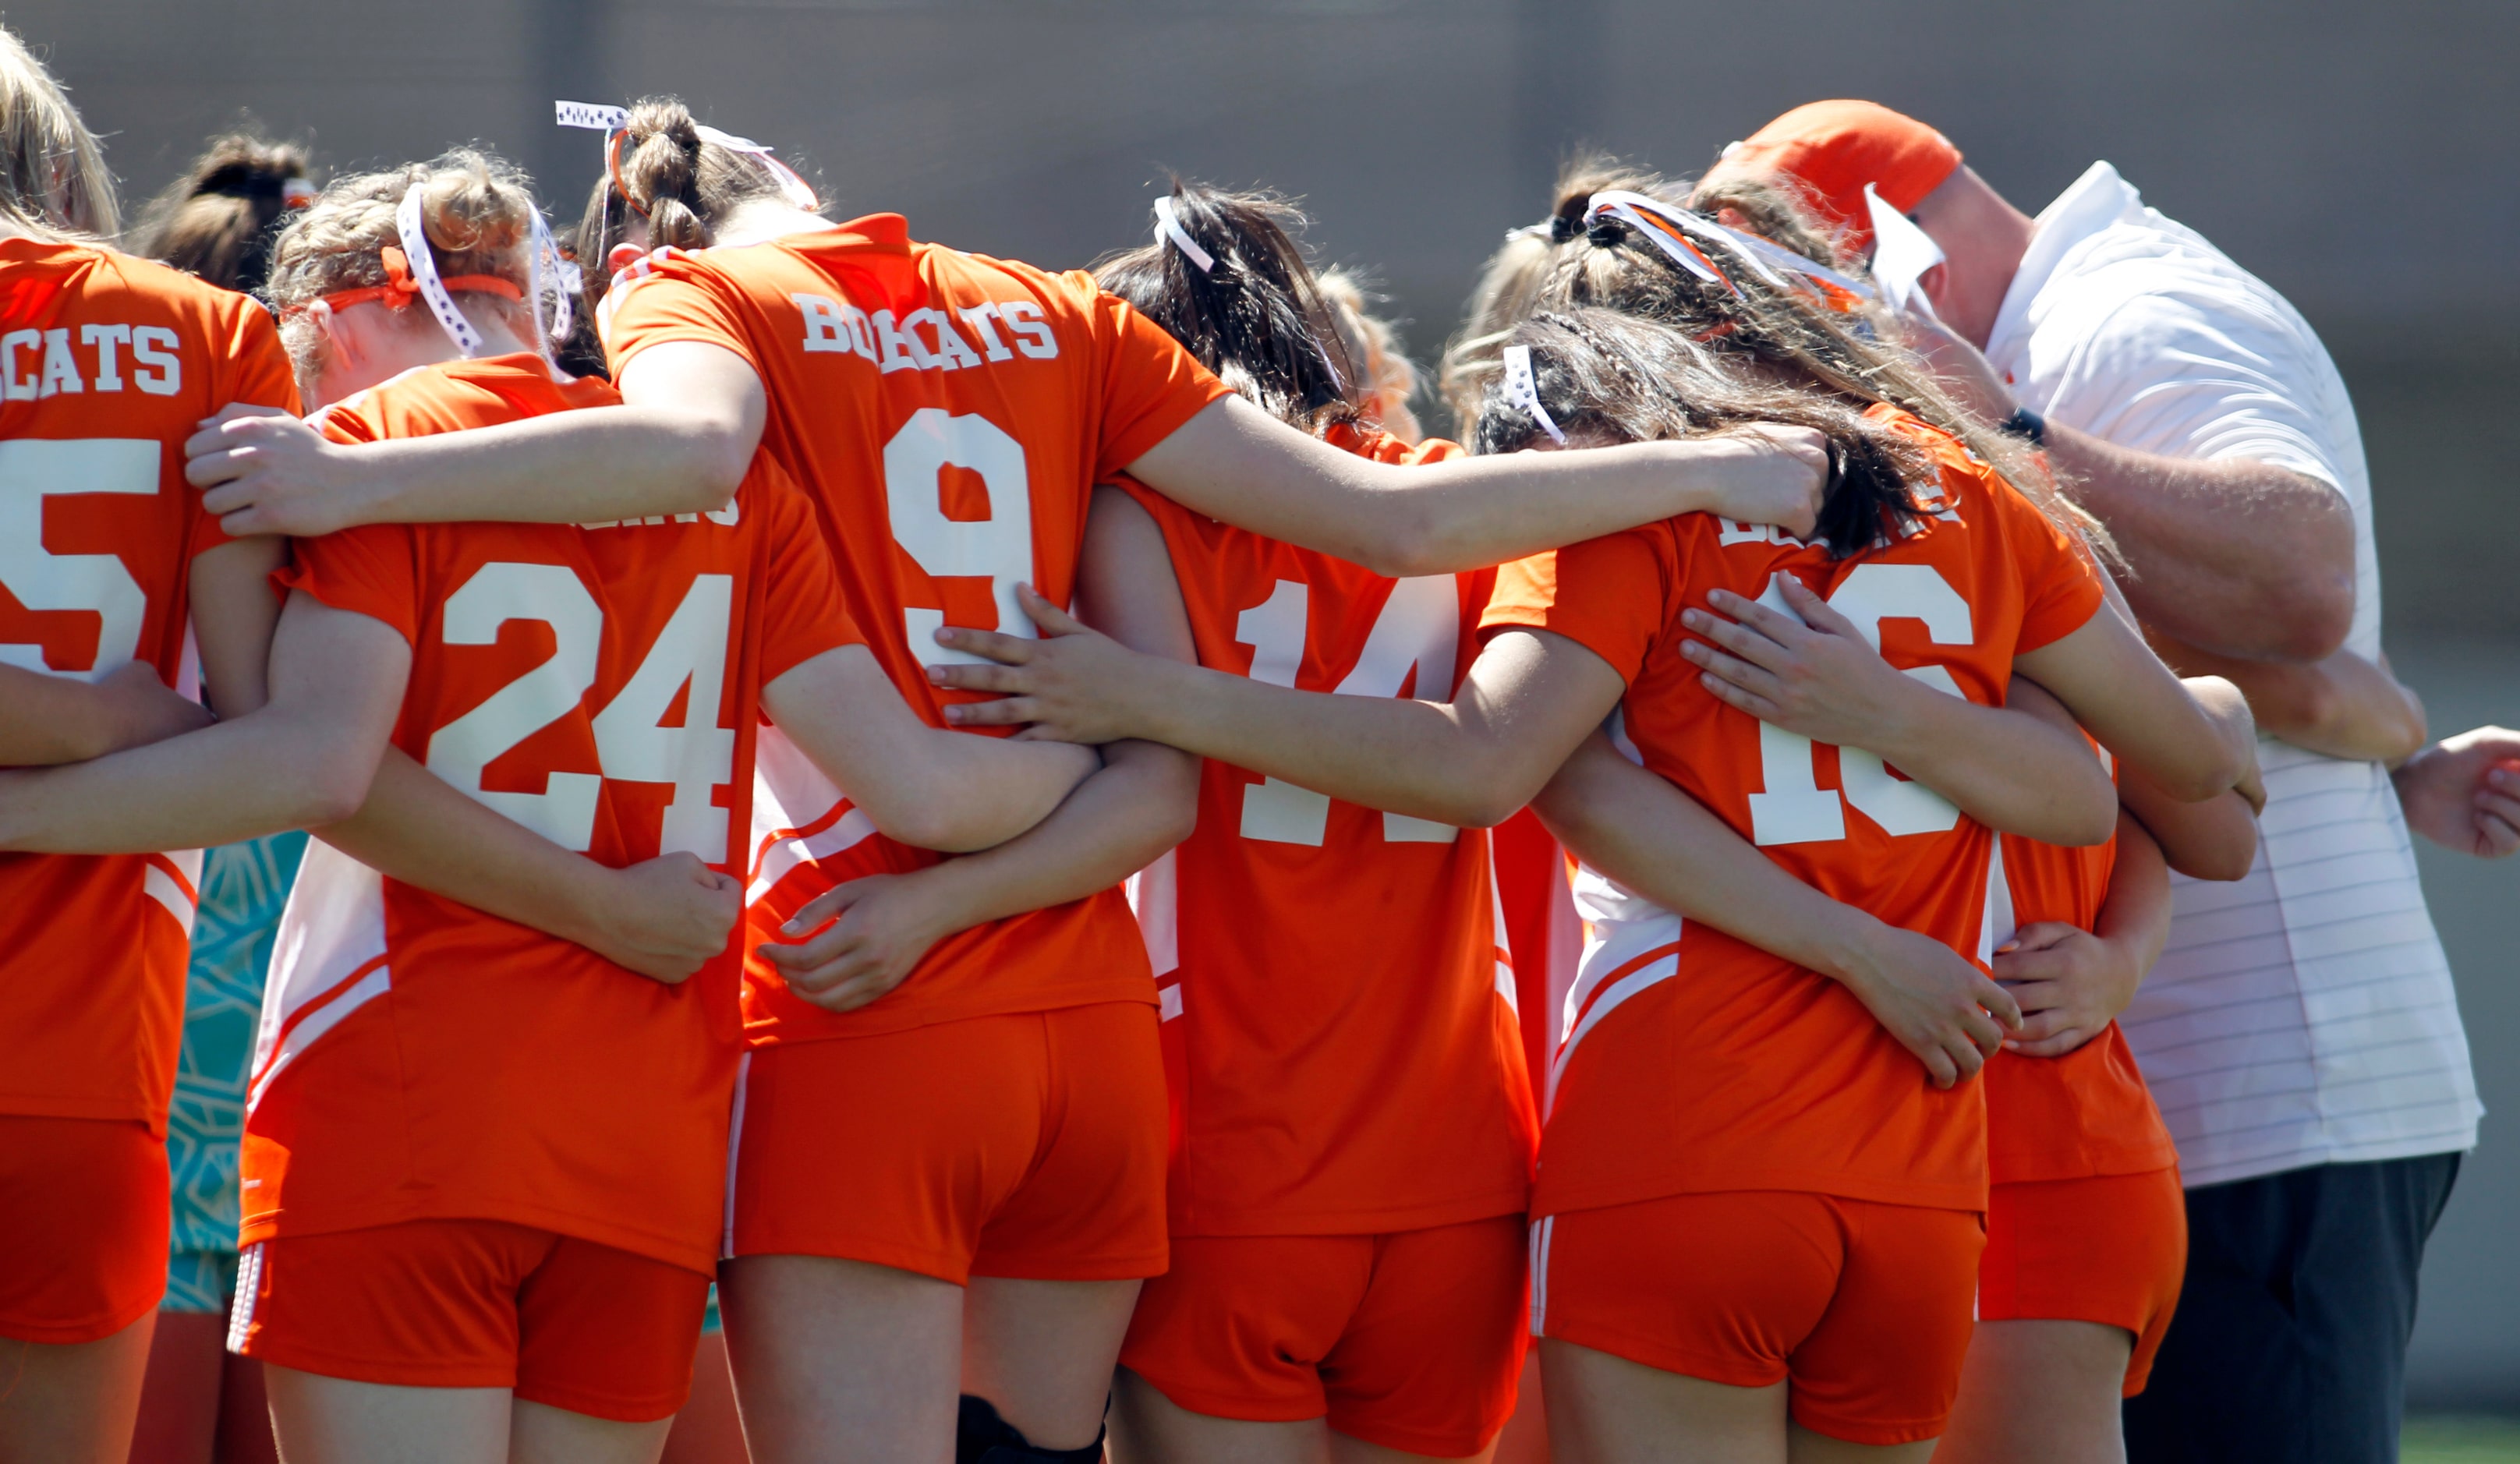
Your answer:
[1091,181,1362,436]
[1685,172,1848,272]
[572,96,820,315]
[1317,267,1423,443]
[1475,309,1937,558]
[129,133,310,295]
[0,24,117,240]
[1439,154,1682,436]
[1508,187,2108,559]
[264,150,543,391]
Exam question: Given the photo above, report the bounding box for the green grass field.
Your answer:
[2405,1415,2520,1463]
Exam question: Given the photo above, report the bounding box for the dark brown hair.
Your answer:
[1091,182,1361,435]
[572,97,817,317]
[130,133,310,295]
[1475,309,1934,557]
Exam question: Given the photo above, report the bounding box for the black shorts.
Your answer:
[2123,1152,2461,1464]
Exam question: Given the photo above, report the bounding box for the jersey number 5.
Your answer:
[1747,563,1975,847]
[425,562,738,860]
[0,439,160,681]
[1233,575,1460,847]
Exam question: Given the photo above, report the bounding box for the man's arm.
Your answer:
[2046,423,2355,661]
[2150,633,2426,764]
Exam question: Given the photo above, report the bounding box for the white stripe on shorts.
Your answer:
[225,1243,263,1355]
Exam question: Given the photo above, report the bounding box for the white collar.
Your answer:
[1984,161,2146,365]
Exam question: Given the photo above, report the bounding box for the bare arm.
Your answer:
[0,663,209,766]
[1679,575,2118,846]
[1534,731,2020,1088]
[318,750,743,983]
[1995,811,2174,1058]
[2010,603,2257,802]
[1902,316,2354,660]
[184,343,764,538]
[1126,395,1829,578]
[0,593,404,852]
[2150,632,2426,765]
[763,644,1099,854]
[934,603,1628,830]
[2394,725,2520,859]
[2115,758,2261,881]
[758,486,1202,1012]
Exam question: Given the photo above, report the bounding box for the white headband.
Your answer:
[1863,182,1945,316]
[1152,196,1215,272]
[1499,345,1565,445]
[1581,191,1736,292]
[556,100,819,211]
[395,184,483,357]
[525,206,579,352]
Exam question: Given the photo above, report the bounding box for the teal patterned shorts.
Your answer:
[164,833,308,1307]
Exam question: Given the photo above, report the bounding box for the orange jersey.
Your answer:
[242,355,861,1272]
[0,239,297,1133]
[1117,428,1537,1236]
[600,217,1230,1041]
[1481,408,2105,1217]
[1985,796,2179,1183]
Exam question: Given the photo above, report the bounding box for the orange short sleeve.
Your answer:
[756,469,866,684]
[278,525,423,649]
[1081,284,1233,482]
[601,255,762,380]
[1994,480,2106,653]
[1477,529,1674,687]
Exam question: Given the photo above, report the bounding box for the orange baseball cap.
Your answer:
[1704,100,1962,255]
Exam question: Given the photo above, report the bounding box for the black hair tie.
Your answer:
[1548,213,1581,243]
[1586,219,1624,247]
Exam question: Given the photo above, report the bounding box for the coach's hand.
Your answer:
[2394,726,2520,858]
[1993,921,2139,1057]
[1681,576,1922,751]
[592,853,741,984]
[187,404,370,538]
[1839,924,2022,1088]
[758,872,954,1013]
[928,586,1163,744]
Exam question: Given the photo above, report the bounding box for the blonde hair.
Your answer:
[0,25,118,240]
[1437,154,1682,436]
[264,149,542,388]
[1318,268,1424,443]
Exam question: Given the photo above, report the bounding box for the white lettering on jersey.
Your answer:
[0,439,158,680]
[82,324,129,391]
[1744,564,1975,846]
[792,292,1057,370]
[883,409,1038,668]
[1000,302,1059,359]
[1235,575,1464,847]
[131,327,182,395]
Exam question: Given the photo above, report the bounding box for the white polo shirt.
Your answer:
[1984,161,2481,1188]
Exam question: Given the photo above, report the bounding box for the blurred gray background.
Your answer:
[19,0,2513,1409]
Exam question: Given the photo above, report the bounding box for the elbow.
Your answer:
[2263,579,2355,663]
[2178,832,2260,883]
[877,801,983,854]
[297,749,380,828]
[1354,502,1448,579]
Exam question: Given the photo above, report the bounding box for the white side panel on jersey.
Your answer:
[1550,866,1684,1115]
[720,1051,752,1261]
[1978,834,2016,967]
[1486,849,1518,1011]
[142,850,204,935]
[1124,847,1180,980]
[746,723,877,903]
[248,840,389,1116]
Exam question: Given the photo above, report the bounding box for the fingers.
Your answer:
[186,447,249,493]
[929,627,1036,667]
[927,660,1035,694]
[942,696,1039,727]
[1959,1003,2005,1058]
[1700,588,1810,651]
[1975,975,2024,1031]
[1691,668,1786,724]
[1676,635,1786,701]
[1902,1031,1960,1090]
[2008,1027,2096,1059]
[1774,575,1861,640]
[2002,921,2078,953]
[1014,583,1088,636]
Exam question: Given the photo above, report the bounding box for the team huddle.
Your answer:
[1,19,2512,1464]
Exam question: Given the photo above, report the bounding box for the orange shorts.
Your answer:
[1533,1191,1984,1446]
[1980,1167,2186,1396]
[1120,1216,1528,1457]
[229,1219,712,1423]
[0,1115,168,1344]
[729,1002,1167,1285]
